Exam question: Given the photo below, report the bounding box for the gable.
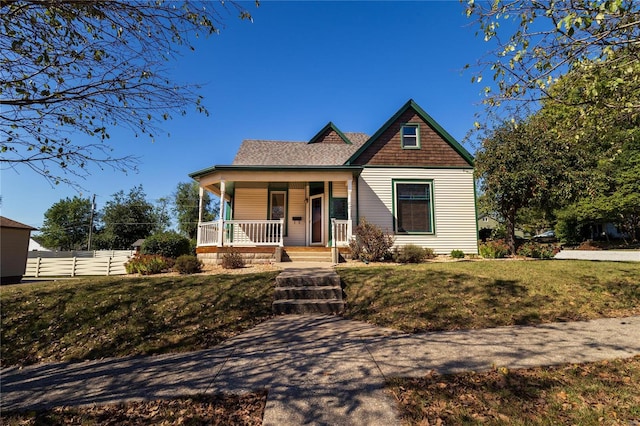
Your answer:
[347,100,474,167]
[308,122,352,145]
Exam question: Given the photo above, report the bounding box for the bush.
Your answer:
[221,249,245,269]
[125,254,172,275]
[141,231,191,259]
[393,244,434,263]
[516,241,556,259]
[348,218,395,262]
[450,249,465,259]
[174,255,203,274]
[479,239,510,259]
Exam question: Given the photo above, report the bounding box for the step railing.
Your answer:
[331,219,352,247]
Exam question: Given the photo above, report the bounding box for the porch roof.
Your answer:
[189,164,362,180]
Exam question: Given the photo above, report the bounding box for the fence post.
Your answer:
[106,256,112,276]
[35,257,41,278]
[71,257,77,277]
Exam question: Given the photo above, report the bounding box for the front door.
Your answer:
[310,194,323,245]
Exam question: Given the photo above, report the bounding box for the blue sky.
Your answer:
[2,1,493,229]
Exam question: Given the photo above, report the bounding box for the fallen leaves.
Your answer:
[1,392,267,426]
[388,356,640,425]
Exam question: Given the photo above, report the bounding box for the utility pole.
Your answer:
[87,194,96,251]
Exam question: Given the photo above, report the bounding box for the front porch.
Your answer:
[192,167,359,260]
[196,245,353,265]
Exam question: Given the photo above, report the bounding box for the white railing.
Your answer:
[28,250,135,258]
[197,221,220,246]
[197,219,284,247]
[331,219,352,247]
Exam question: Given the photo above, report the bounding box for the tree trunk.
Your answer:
[505,209,517,255]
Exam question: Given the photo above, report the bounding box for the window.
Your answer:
[401,124,420,149]
[331,198,348,220]
[394,181,433,233]
[270,191,286,221]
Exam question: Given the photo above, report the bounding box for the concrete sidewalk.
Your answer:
[555,249,640,261]
[2,316,640,425]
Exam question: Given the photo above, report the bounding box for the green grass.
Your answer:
[339,260,640,332]
[389,356,640,425]
[0,273,278,367]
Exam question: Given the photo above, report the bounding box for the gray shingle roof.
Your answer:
[232,133,369,166]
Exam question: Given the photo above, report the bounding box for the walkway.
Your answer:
[2,316,640,425]
[555,249,640,261]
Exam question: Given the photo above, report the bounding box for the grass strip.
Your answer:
[388,356,640,425]
[0,391,267,426]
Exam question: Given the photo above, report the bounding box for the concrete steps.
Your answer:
[272,268,344,315]
[283,249,333,263]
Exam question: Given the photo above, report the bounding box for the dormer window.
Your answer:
[401,124,420,149]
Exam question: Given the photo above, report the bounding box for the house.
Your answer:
[189,99,478,264]
[1,216,36,284]
[477,214,526,240]
[28,238,50,251]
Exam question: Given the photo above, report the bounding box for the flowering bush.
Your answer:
[125,254,172,275]
[479,239,510,258]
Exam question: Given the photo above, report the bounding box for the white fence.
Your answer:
[28,250,135,259]
[25,256,130,277]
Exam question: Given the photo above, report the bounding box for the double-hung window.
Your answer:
[394,181,434,234]
[401,124,420,149]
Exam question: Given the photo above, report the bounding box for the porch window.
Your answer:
[270,191,286,220]
[394,180,434,234]
[401,124,420,149]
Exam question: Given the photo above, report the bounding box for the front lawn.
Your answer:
[0,273,278,367]
[389,355,640,425]
[339,260,640,332]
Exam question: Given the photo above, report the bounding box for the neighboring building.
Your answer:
[189,99,478,263]
[28,238,50,251]
[477,214,526,239]
[1,216,36,284]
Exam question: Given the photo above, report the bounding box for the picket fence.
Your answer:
[25,256,130,277]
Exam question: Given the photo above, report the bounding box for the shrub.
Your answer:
[393,244,425,263]
[479,239,510,259]
[125,254,171,275]
[141,231,191,259]
[516,241,552,259]
[174,255,203,274]
[450,249,465,259]
[348,218,395,262]
[220,249,245,269]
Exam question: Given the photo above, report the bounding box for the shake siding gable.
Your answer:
[358,168,478,254]
[311,128,347,144]
[352,108,470,167]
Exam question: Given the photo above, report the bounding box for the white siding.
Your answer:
[234,187,268,220]
[358,167,478,254]
[286,188,306,246]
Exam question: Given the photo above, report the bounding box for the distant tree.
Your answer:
[475,119,566,253]
[466,0,640,117]
[173,181,217,240]
[1,1,256,186]
[154,197,173,233]
[38,196,93,250]
[99,185,157,249]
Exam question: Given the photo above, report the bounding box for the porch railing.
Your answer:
[197,219,284,247]
[331,219,352,247]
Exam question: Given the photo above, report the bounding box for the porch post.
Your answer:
[218,180,226,247]
[347,178,353,238]
[197,186,204,245]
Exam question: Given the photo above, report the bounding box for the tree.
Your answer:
[1,1,256,186]
[466,0,640,117]
[173,181,217,239]
[37,196,93,250]
[475,119,567,253]
[98,185,158,249]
